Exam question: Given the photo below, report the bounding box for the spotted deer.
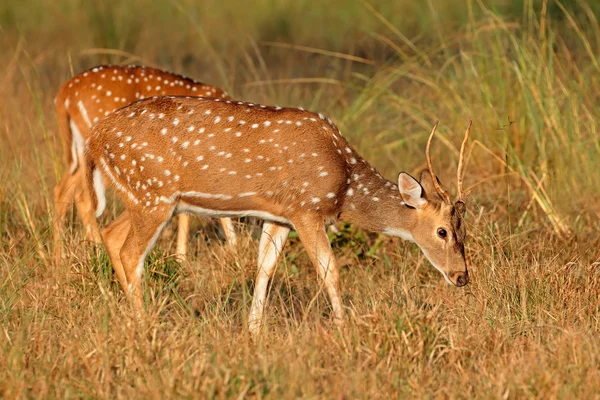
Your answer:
[84,95,471,334]
[53,65,237,264]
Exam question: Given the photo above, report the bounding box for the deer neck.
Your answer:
[339,161,415,240]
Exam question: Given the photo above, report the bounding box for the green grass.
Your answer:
[0,0,599,398]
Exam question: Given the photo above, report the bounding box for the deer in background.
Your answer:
[84,95,471,334]
[53,65,237,264]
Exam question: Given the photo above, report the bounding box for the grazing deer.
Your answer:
[52,65,237,264]
[84,95,471,334]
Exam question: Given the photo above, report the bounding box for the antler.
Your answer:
[456,120,472,202]
[425,121,452,204]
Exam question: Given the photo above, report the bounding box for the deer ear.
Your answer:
[454,200,466,217]
[419,169,442,201]
[398,172,427,209]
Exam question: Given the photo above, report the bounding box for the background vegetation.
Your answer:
[0,0,599,398]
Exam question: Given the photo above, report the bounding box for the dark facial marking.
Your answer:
[450,206,467,256]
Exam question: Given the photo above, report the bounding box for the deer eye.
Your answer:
[437,228,447,239]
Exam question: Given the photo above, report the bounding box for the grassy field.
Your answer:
[1,0,599,398]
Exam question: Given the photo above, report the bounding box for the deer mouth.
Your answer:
[448,270,469,287]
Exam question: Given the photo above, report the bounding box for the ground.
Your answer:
[0,0,599,398]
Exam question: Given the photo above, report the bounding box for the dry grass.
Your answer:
[1,0,599,398]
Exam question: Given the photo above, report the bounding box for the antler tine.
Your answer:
[456,120,472,202]
[425,121,452,204]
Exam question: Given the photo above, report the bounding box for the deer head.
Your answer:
[396,121,471,286]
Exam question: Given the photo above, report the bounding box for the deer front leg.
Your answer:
[293,214,345,325]
[248,221,290,336]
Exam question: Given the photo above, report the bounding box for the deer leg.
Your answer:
[52,169,78,264]
[119,209,173,310]
[293,214,345,324]
[220,218,238,247]
[176,216,237,260]
[175,213,189,261]
[101,211,132,294]
[72,162,102,244]
[248,221,290,336]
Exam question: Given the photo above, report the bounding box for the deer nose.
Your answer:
[455,271,469,287]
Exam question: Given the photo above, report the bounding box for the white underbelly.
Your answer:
[175,202,294,228]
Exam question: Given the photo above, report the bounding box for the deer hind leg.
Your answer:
[119,208,173,310]
[101,211,132,294]
[220,218,238,247]
[293,213,345,324]
[53,154,102,265]
[52,168,79,264]
[248,221,290,336]
[72,156,102,244]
